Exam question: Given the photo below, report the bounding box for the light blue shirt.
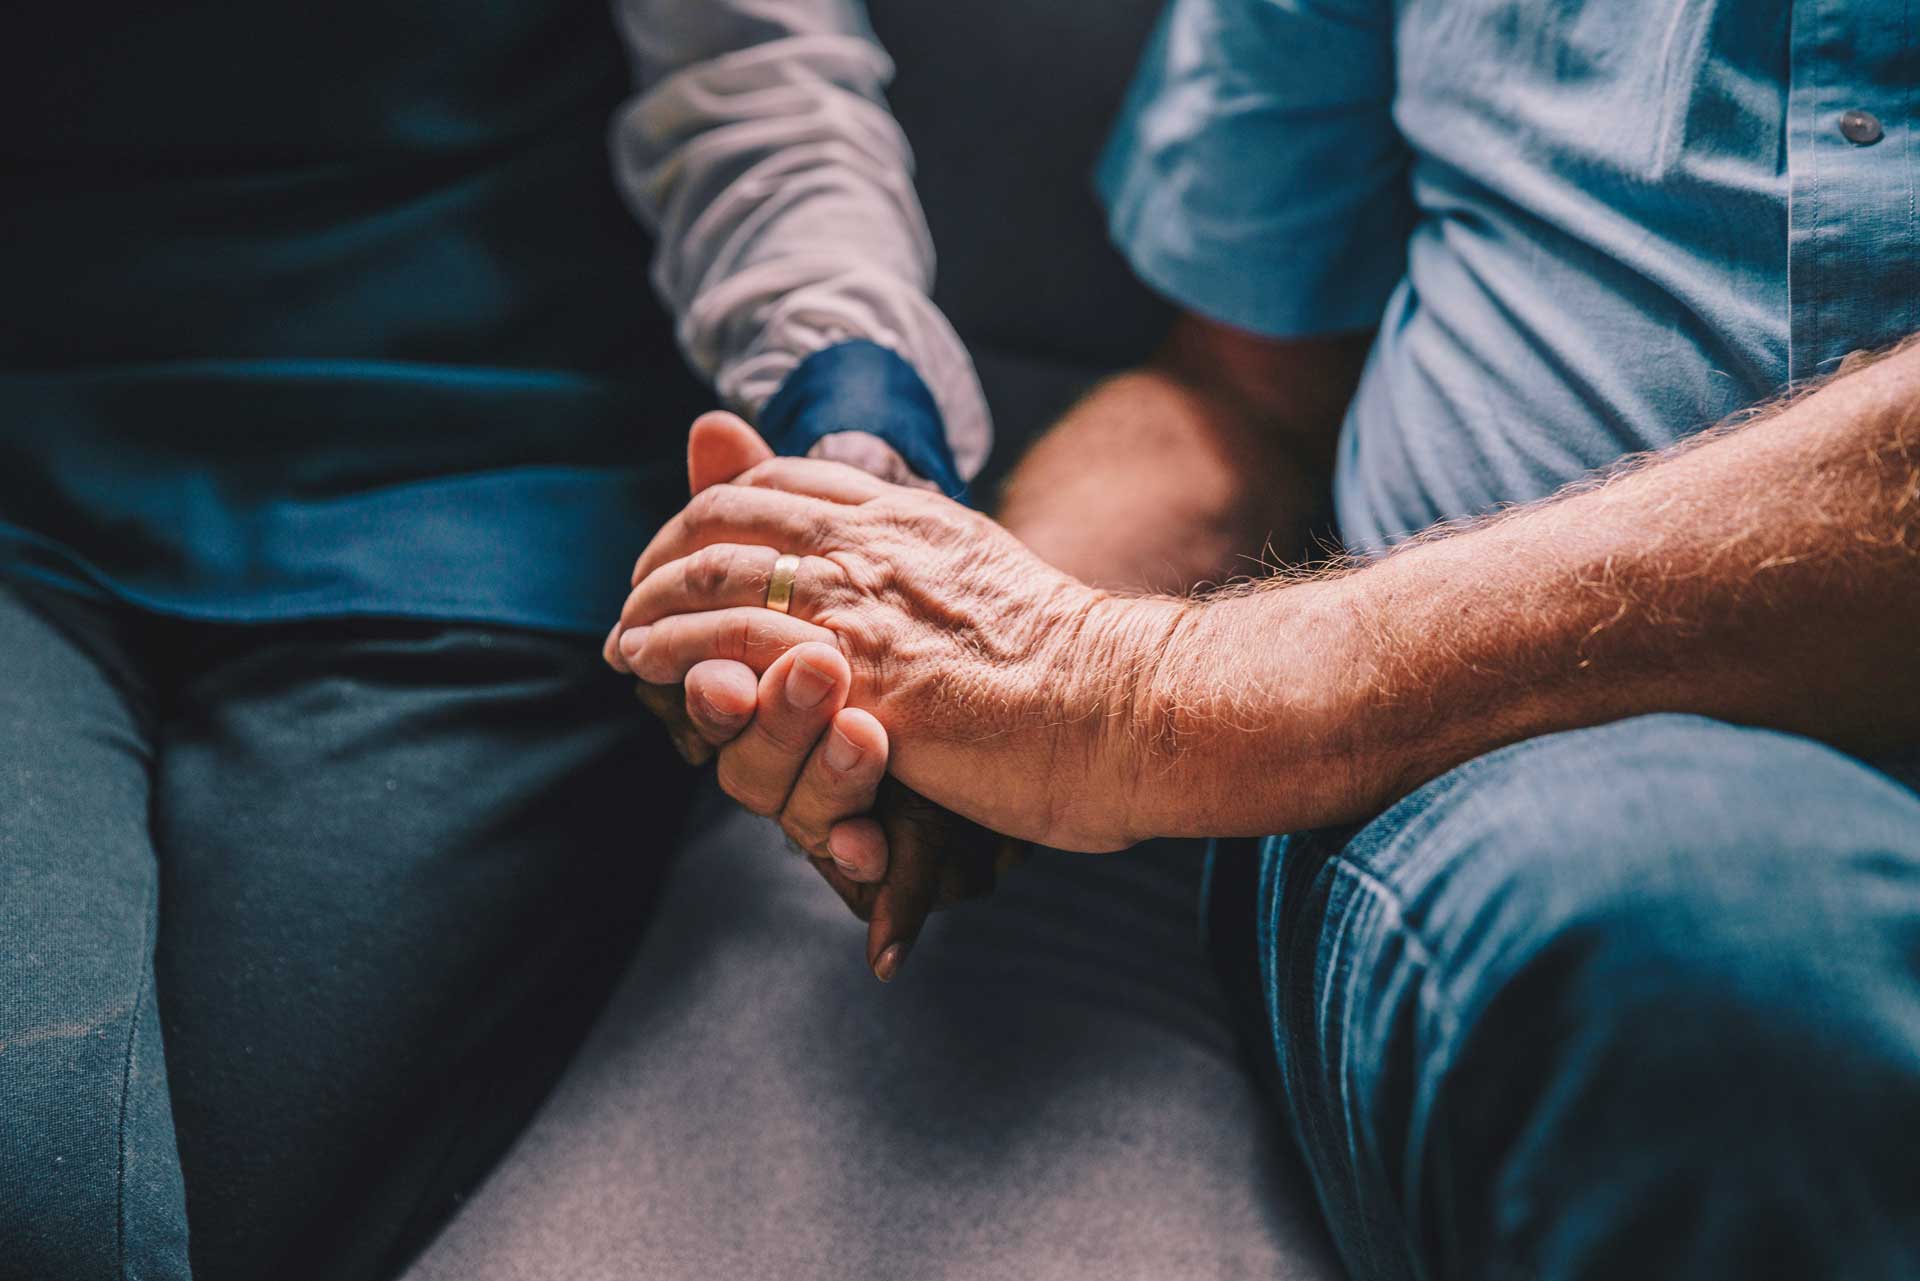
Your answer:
[1098,0,1918,550]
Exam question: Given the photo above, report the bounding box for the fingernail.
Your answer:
[824,726,864,772]
[696,689,747,729]
[874,942,909,983]
[786,659,835,709]
[826,826,858,866]
[618,626,649,661]
[832,854,860,876]
[604,621,628,670]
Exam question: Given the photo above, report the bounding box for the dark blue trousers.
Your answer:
[0,581,686,1281]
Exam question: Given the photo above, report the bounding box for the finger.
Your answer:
[620,545,845,631]
[865,790,942,983]
[827,816,889,883]
[620,607,837,685]
[610,410,772,674]
[683,659,758,747]
[688,411,774,494]
[630,484,848,588]
[734,454,896,504]
[604,617,634,674]
[806,854,878,923]
[632,679,712,766]
[714,643,849,817]
[780,707,889,878]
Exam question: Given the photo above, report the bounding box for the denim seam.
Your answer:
[1350,735,1569,897]
[1308,864,1459,1281]
[1330,860,1463,1050]
[1338,746,1514,889]
[1273,752,1483,1118]
[1349,722,1682,903]
[1315,719,1701,1279]
[115,869,158,1281]
[1278,731,1618,1281]
[1312,741,1566,1281]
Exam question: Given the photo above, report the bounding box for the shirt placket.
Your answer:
[1786,0,1918,383]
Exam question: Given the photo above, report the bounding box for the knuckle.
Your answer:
[801,508,840,552]
[686,543,735,600]
[688,484,738,531]
[811,564,862,616]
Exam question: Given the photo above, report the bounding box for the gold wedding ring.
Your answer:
[765,553,801,615]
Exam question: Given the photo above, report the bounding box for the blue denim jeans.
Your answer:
[1209,714,1920,1281]
[0,581,686,1281]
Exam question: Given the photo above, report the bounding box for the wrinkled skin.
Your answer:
[610,416,1185,855]
[608,415,1028,980]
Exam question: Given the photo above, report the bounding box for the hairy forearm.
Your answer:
[996,322,1366,592]
[1109,340,1920,841]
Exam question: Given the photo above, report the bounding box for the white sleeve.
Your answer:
[610,0,991,480]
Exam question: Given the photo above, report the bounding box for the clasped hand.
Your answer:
[606,413,1174,979]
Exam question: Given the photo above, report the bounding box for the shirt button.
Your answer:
[1840,109,1884,146]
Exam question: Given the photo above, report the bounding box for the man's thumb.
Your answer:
[688,410,774,494]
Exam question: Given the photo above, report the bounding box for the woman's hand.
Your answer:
[610,454,1192,852]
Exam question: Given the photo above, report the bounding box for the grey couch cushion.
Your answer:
[404,797,1341,1280]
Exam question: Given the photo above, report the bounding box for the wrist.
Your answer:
[803,431,934,490]
[1059,590,1205,847]
[759,339,967,499]
[1093,576,1406,842]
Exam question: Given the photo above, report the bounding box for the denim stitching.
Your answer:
[1339,729,1577,898]
[1311,862,1456,1281]
[1329,860,1462,1050]
[1306,730,1604,1281]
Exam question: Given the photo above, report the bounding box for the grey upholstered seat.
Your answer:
[404,797,1341,1280]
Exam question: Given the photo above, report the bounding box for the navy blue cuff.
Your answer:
[759,340,969,503]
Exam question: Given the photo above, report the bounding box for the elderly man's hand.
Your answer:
[610,440,1195,853]
[606,415,934,762]
[611,412,1018,980]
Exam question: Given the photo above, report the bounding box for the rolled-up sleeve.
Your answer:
[1097,0,1412,338]
[611,0,989,481]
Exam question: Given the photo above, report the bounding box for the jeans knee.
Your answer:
[1377,717,1920,1275]
[1379,714,1920,1025]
